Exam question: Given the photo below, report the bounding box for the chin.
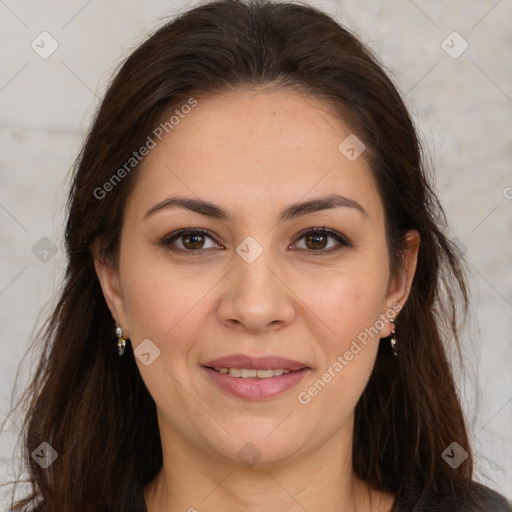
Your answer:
[210,428,305,468]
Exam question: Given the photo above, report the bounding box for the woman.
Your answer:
[4,0,511,510]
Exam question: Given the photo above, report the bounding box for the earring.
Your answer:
[389,318,398,357]
[115,324,126,356]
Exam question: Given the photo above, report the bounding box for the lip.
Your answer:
[201,354,310,400]
[202,354,308,371]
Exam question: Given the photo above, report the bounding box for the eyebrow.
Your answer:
[144,193,368,222]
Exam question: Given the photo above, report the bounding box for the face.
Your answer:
[94,87,419,467]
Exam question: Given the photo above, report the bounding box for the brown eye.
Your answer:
[304,232,329,250]
[160,227,351,255]
[294,228,351,254]
[182,232,207,250]
[161,229,220,252]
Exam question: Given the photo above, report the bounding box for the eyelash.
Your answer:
[159,227,352,256]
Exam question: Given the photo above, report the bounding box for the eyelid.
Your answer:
[160,228,223,252]
[291,226,352,251]
[159,226,352,254]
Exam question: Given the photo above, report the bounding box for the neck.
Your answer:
[143,416,392,512]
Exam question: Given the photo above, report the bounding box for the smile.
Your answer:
[212,367,291,378]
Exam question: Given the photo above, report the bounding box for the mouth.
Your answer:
[207,367,293,378]
[201,354,310,400]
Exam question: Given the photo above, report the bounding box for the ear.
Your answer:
[381,229,420,337]
[91,240,131,338]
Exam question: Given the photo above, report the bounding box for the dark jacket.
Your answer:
[127,478,512,511]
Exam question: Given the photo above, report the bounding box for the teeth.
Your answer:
[257,369,284,378]
[217,368,291,378]
[240,369,256,378]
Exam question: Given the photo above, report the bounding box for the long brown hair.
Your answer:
[3,0,486,509]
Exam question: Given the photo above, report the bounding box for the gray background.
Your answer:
[1,0,511,505]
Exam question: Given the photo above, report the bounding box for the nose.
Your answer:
[216,247,296,333]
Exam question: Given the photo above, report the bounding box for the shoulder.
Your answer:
[415,480,512,512]
[466,481,512,512]
[15,479,148,512]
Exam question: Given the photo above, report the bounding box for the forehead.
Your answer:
[125,87,383,223]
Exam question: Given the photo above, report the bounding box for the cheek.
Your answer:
[295,274,385,424]
[119,257,215,404]
[293,261,389,342]
[119,250,219,355]
[291,257,389,406]
[313,281,384,385]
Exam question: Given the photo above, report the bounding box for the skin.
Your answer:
[94,87,420,512]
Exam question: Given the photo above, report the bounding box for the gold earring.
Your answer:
[389,318,398,357]
[115,324,126,356]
